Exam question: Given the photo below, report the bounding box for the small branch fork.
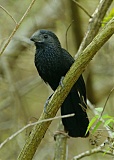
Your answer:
[72,144,114,160]
[0,5,17,24]
[0,0,36,56]
[72,0,92,18]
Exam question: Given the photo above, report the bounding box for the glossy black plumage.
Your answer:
[30,29,89,137]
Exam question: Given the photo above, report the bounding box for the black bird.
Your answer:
[30,29,89,137]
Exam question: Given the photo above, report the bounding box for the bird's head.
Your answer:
[30,29,61,48]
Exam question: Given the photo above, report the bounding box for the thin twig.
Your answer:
[72,141,114,160]
[0,0,36,56]
[72,0,92,18]
[65,20,74,51]
[0,5,17,24]
[99,87,114,119]
[0,113,74,149]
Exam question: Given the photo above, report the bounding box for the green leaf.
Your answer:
[85,115,99,135]
[92,121,102,134]
[102,114,113,119]
[102,8,114,26]
[104,119,114,127]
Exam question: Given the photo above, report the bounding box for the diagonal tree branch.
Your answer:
[75,0,113,104]
[17,16,114,160]
[76,0,113,57]
[0,0,36,56]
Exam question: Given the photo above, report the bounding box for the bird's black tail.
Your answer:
[61,77,89,138]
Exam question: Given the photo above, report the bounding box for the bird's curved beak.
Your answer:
[30,36,35,42]
[30,34,43,43]
[30,35,37,42]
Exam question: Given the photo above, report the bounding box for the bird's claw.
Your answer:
[44,94,53,113]
[59,76,64,88]
[54,130,70,140]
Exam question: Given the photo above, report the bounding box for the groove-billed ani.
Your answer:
[30,29,89,137]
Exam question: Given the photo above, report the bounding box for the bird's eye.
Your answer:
[44,34,48,39]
